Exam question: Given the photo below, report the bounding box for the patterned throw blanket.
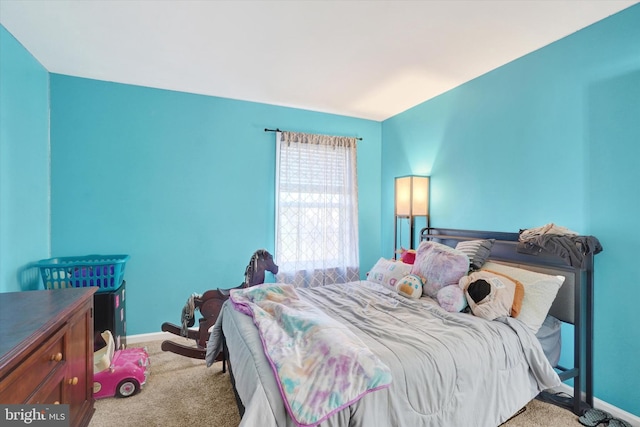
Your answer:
[229,284,392,427]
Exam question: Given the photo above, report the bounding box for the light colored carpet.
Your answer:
[89,338,582,427]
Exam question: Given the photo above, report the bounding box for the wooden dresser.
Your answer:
[0,287,97,427]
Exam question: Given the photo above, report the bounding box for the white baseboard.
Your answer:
[554,383,640,427]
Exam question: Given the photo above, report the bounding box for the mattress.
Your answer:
[207,280,560,427]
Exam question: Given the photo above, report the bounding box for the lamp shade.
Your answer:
[395,176,430,217]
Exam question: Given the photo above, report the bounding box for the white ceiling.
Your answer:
[1,0,636,121]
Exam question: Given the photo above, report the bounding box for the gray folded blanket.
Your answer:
[517,234,603,267]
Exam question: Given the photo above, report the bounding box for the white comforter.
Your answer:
[207,281,560,427]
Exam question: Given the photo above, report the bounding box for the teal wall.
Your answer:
[382,5,640,416]
[0,26,50,293]
[49,75,382,337]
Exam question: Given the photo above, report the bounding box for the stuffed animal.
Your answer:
[396,274,423,298]
[458,270,524,321]
[396,247,417,264]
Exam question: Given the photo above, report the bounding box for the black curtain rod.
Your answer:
[264,128,363,141]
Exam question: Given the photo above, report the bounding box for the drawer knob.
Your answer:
[68,377,78,386]
[50,352,63,362]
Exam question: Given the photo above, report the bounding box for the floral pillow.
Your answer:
[366,258,413,291]
[410,241,470,298]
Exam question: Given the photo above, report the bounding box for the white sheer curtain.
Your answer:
[275,131,359,287]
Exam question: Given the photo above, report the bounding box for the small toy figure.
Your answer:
[93,330,150,399]
[396,247,416,264]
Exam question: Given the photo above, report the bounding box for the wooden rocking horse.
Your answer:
[160,249,278,370]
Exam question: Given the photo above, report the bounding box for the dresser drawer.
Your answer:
[0,326,66,403]
[27,368,66,405]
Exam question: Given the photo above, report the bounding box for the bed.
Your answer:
[206,228,596,426]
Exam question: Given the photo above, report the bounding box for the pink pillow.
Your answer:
[411,241,470,298]
[437,285,468,312]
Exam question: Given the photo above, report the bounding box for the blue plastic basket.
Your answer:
[35,254,130,293]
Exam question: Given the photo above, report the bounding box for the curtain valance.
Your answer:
[280,131,357,148]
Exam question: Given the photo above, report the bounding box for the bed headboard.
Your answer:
[419,227,590,325]
[420,227,595,413]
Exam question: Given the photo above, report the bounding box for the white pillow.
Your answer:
[481,261,565,333]
[367,258,413,291]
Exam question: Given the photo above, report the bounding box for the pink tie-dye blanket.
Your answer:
[230,284,392,427]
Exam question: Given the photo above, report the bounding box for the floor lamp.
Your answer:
[394,176,430,258]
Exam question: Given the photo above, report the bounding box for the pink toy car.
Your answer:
[93,331,150,399]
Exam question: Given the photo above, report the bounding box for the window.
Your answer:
[275,131,359,287]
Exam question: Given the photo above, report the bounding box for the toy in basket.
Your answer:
[34,254,129,293]
[93,330,150,399]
